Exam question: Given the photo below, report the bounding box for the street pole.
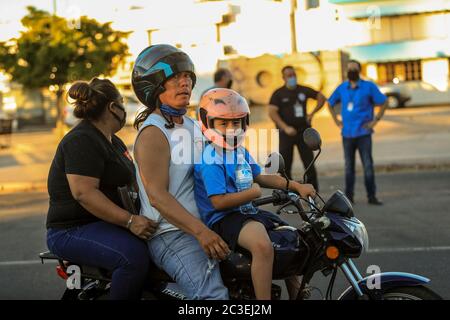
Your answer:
[290,0,298,54]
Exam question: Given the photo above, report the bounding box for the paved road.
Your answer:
[0,170,449,299]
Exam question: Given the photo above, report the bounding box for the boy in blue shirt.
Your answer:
[195,88,315,300]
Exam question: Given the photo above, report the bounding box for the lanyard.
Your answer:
[348,86,357,104]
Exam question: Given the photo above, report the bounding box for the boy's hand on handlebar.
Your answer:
[295,183,316,198]
[250,183,262,199]
[129,215,159,240]
[196,228,231,260]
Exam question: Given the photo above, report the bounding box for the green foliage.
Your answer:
[0,6,130,89]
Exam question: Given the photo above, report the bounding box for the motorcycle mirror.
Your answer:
[265,152,290,190]
[264,152,286,175]
[303,128,322,151]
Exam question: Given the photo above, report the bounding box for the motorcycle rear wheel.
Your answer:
[61,288,109,300]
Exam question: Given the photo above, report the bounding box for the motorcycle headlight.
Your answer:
[343,217,369,252]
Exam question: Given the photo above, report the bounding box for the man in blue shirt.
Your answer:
[328,60,388,205]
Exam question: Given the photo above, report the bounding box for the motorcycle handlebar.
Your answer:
[252,195,276,207]
[252,189,292,207]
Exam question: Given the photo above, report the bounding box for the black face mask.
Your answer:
[226,79,233,89]
[347,70,360,82]
[111,103,127,129]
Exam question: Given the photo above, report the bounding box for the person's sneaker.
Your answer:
[368,197,383,205]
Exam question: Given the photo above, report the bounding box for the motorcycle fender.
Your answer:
[338,272,430,300]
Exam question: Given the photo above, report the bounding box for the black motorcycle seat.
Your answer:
[81,262,173,283]
[39,251,172,283]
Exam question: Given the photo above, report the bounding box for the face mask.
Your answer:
[347,70,360,81]
[222,128,245,149]
[224,128,244,139]
[226,80,233,89]
[286,76,297,89]
[111,104,126,129]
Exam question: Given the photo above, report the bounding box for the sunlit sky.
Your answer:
[0,0,188,55]
[2,0,449,85]
[1,0,139,38]
[0,0,298,73]
[0,0,371,61]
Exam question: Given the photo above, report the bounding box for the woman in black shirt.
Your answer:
[46,78,158,300]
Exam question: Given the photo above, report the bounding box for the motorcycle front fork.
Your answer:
[296,259,365,300]
[340,259,364,297]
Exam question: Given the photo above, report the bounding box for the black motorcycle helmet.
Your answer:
[132,44,196,109]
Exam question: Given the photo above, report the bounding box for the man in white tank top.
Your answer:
[131,45,230,299]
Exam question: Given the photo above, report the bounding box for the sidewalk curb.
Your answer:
[314,161,450,177]
[0,182,47,195]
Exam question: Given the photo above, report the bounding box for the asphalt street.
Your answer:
[0,169,449,300]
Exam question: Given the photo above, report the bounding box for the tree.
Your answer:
[0,6,130,128]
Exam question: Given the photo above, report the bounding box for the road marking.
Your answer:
[1,246,450,266]
[367,246,450,254]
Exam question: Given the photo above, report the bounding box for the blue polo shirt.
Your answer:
[328,79,386,138]
[194,144,261,228]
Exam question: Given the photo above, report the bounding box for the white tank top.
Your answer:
[133,113,203,238]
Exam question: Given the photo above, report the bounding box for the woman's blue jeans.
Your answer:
[47,221,150,300]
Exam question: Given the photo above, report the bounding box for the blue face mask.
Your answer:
[286,76,297,89]
[160,104,187,117]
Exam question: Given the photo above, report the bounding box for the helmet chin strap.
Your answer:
[162,113,175,129]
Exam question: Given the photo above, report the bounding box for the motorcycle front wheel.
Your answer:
[382,286,442,300]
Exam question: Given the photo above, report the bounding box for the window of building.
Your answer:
[364,13,450,45]
[377,60,422,84]
[306,0,320,10]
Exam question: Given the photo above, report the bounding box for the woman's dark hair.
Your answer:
[134,99,160,130]
[68,78,121,121]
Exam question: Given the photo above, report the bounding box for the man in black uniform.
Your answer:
[269,66,326,190]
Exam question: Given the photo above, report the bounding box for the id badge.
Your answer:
[347,102,354,112]
[294,102,304,118]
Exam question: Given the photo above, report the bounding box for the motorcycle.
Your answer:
[39,128,442,300]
